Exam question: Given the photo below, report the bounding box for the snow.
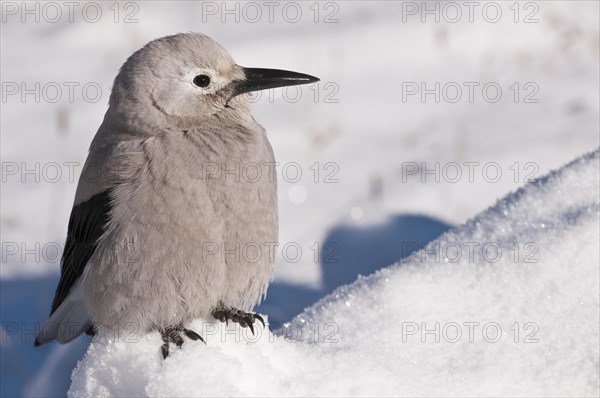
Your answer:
[69,149,600,397]
[1,1,599,396]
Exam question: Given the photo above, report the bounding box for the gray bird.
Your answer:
[35,33,318,357]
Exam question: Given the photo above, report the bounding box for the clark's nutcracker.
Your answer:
[35,33,318,357]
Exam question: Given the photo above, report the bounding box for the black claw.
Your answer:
[182,327,206,344]
[255,314,265,327]
[216,312,226,322]
[247,321,255,335]
[183,328,200,340]
[161,343,169,359]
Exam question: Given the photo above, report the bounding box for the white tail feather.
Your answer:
[36,279,90,345]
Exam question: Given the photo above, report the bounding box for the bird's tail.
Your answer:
[35,279,91,346]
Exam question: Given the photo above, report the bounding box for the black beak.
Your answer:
[230,67,320,98]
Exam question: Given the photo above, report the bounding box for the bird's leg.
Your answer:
[212,304,265,335]
[159,325,205,359]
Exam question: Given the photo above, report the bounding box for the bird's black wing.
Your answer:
[49,189,112,314]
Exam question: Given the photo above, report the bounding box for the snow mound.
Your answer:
[69,150,600,397]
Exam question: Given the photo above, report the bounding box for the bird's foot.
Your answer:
[212,306,265,335]
[159,325,205,359]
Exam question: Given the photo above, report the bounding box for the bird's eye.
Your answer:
[193,74,211,88]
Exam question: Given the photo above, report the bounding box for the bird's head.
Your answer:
[109,33,319,128]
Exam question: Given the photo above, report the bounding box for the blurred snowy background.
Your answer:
[1,1,598,396]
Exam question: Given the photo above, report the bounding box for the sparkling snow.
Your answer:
[69,150,599,397]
